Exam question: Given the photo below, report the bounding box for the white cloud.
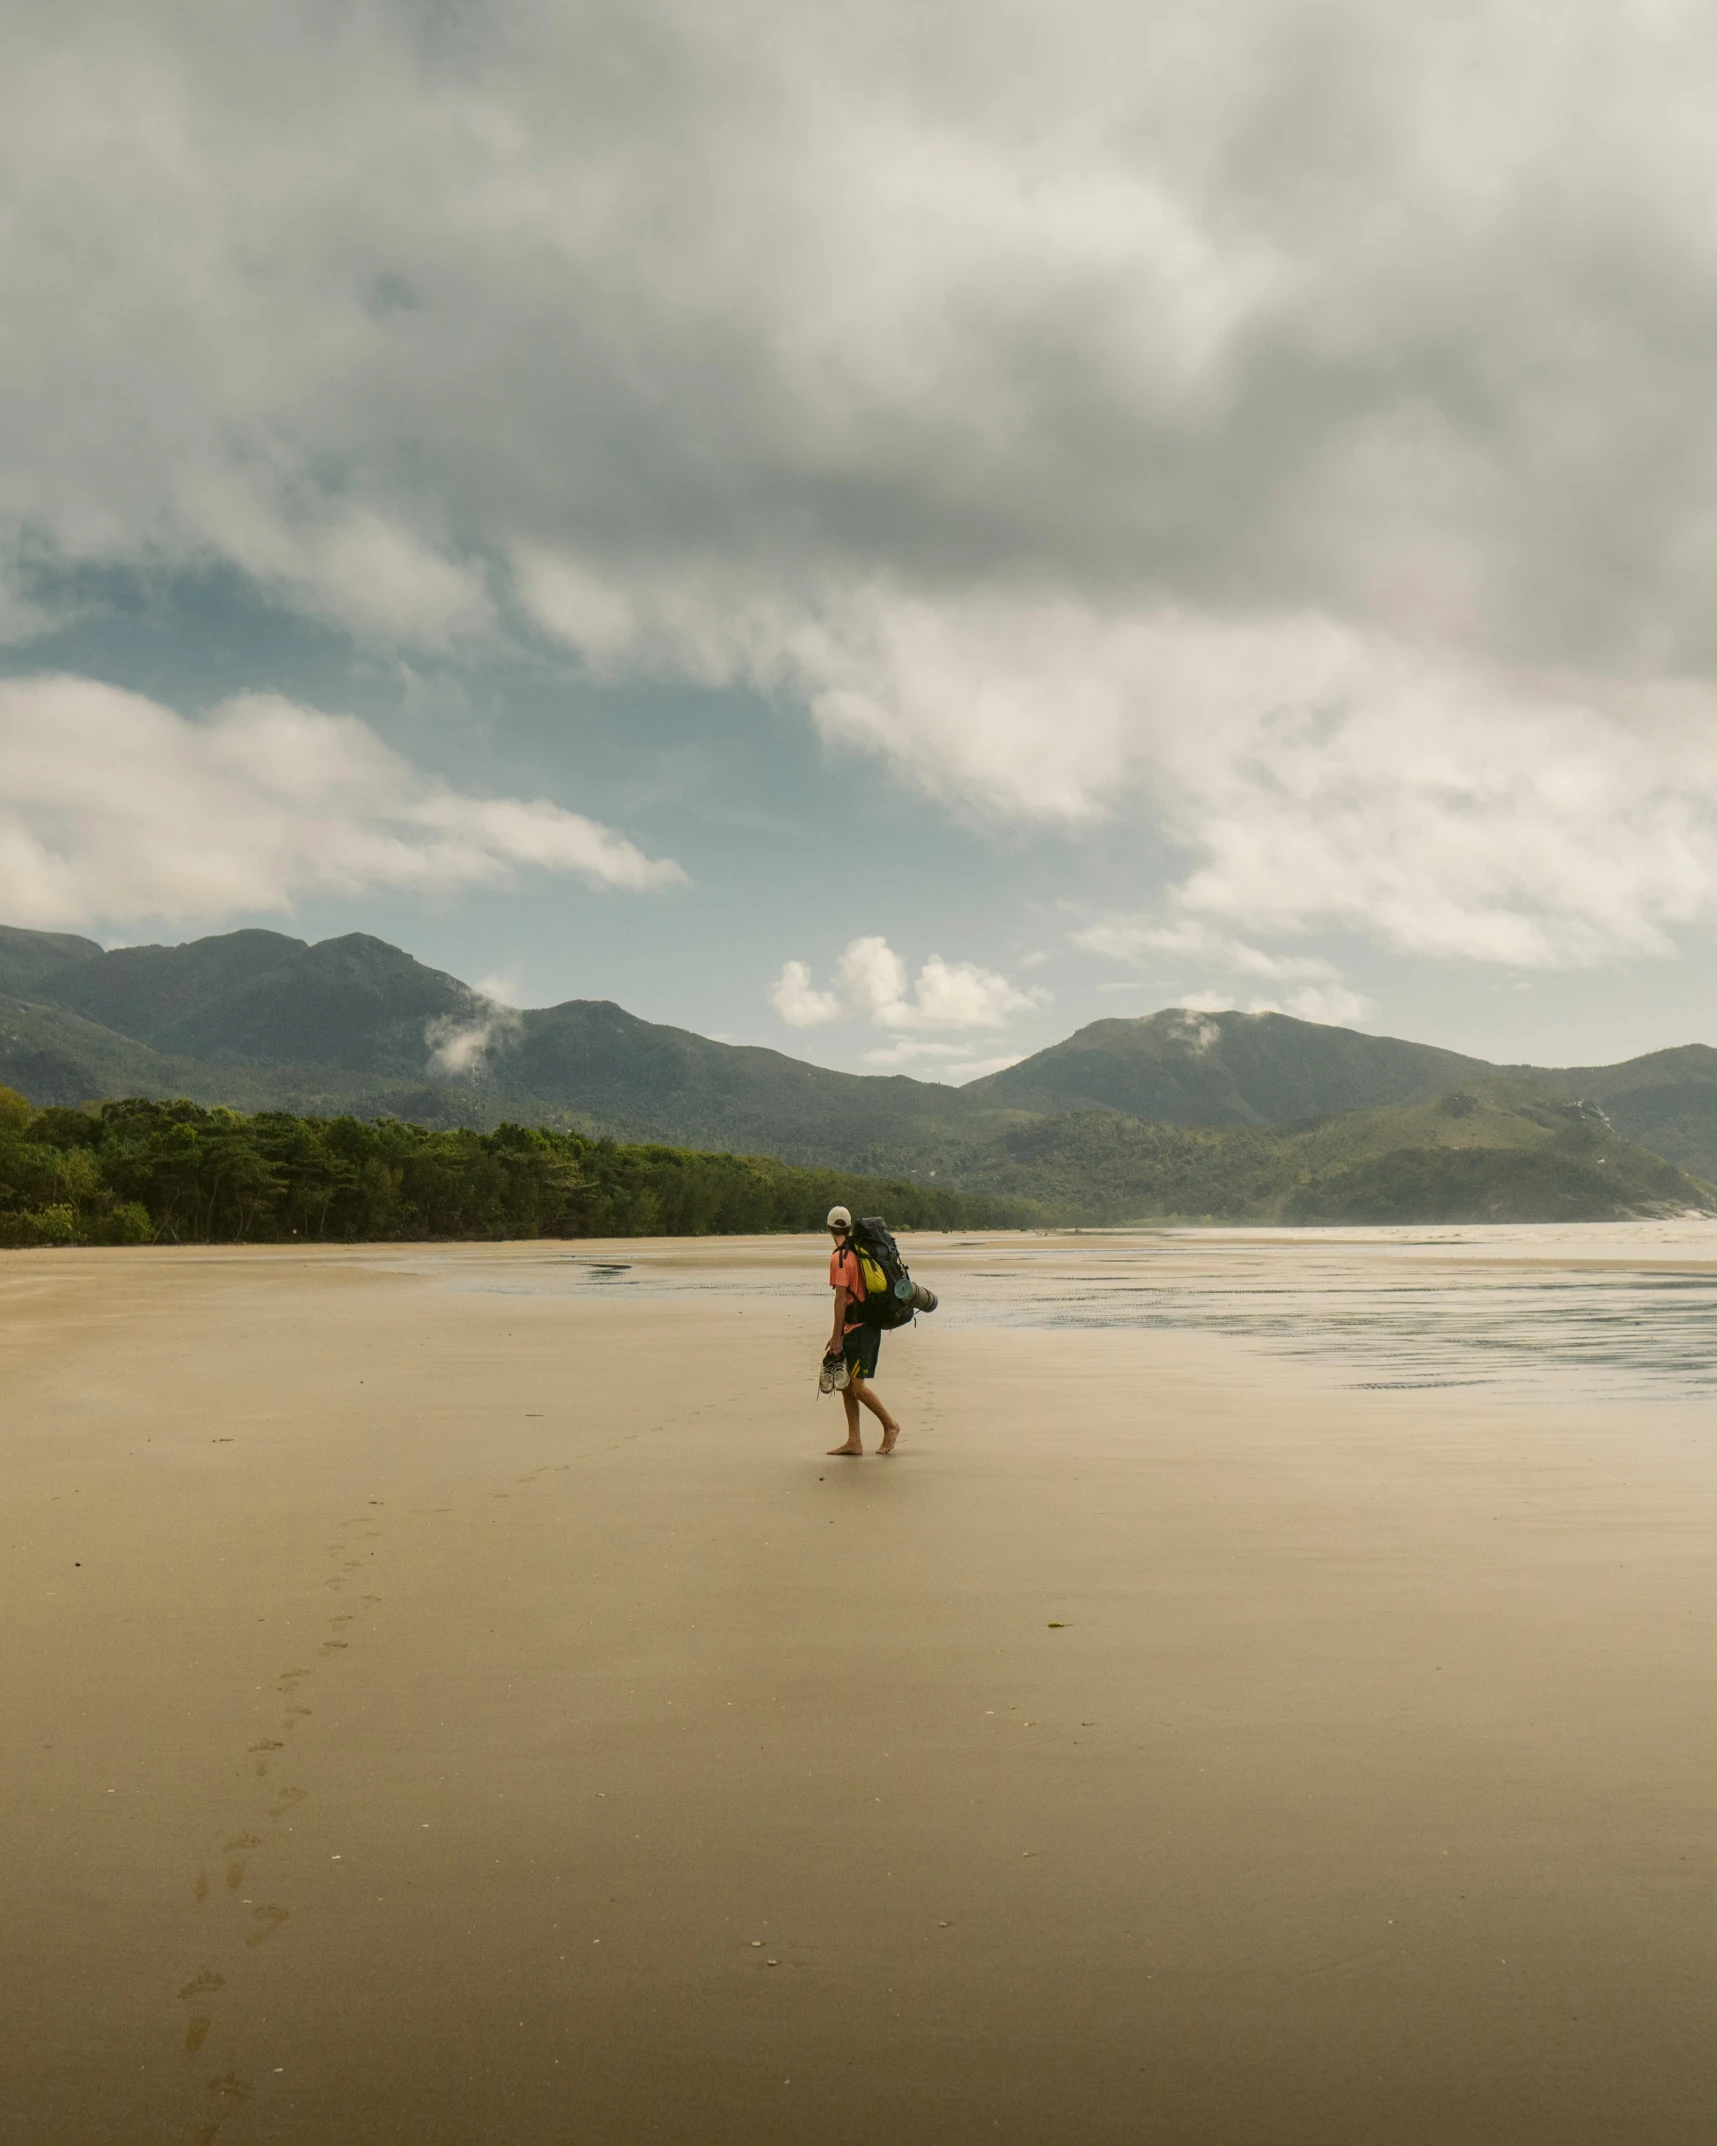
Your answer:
[946,1052,1028,1082]
[17,0,1717,975]
[1174,986,1378,1026]
[408,792,682,890]
[646,587,1717,971]
[426,968,529,1076]
[0,674,684,928]
[1073,912,1376,1025]
[206,510,494,647]
[860,1039,970,1067]
[771,936,1045,1034]
[1072,915,1340,982]
[861,1038,1027,1081]
[1254,984,1378,1026]
[833,936,912,1021]
[1167,1009,1225,1050]
[876,950,1044,1031]
[513,550,637,663]
[424,998,524,1077]
[769,960,846,1029]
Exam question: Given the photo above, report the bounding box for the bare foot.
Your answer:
[878,1424,901,1455]
[827,1441,865,1456]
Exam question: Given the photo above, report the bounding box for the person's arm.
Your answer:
[827,1284,850,1356]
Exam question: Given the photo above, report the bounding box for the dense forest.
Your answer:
[1,1079,1706,1244]
[0,1092,1014,1246]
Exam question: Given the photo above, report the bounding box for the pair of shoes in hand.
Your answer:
[818,1351,850,1394]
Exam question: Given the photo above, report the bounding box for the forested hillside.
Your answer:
[934,1078,1717,1224]
[0,1092,1014,1247]
[0,1076,1705,1242]
[964,1007,1494,1123]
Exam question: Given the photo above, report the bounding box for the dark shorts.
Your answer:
[841,1324,881,1382]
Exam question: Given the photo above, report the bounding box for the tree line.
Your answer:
[0,1093,1017,1246]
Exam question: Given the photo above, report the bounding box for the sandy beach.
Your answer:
[6,1230,1717,2144]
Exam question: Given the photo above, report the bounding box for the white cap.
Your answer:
[826,1205,852,1230]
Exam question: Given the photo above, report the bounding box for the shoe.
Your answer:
[819,1352,849,1394]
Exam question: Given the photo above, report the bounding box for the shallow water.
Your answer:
[418,1220,1717,1405]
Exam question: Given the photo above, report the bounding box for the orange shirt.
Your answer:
[829,1245,866,1330]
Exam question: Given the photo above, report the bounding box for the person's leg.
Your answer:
[853,1377,901,1453]
[829,1379,864,1456]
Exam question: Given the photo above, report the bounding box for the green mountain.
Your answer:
[1554,1046,1717,1181]
[500,1000,1001,1167]
[965,1006,1494,1124]
[40,929,469,1067]
[945,1077,1716,1223]
[0,927,1007,1162]
[0,925,103,997]
[0,920,1712,1222]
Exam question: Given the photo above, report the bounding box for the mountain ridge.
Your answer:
[964,1007,1505,1124]
[0,922,1713,1219]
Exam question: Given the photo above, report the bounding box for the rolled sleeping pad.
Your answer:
[909,1282,938,1313]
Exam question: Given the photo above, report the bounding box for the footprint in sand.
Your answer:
[360,1594,382,1606]
[245,1904,290,1946]
[226,1862,245,1892]
[268,1786,307,1819]
[185,2016,211,2054]
[177,1969,225,2001]
[319,1640,347,1657]
[277,1668,312,1694]
[223,1834,262,1854]
[283,1707,311,1725]
[249,1738,283,1778]
[207,2072,250,2102]
[327,1615,353,1630]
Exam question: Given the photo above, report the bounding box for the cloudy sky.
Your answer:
[5,0,1717,1075]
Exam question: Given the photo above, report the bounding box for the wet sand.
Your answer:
[5,1235,1717,2144]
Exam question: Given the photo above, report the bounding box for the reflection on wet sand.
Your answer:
[432,1220,1717,1400]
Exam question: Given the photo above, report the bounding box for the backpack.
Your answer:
[848,1216,930,1331]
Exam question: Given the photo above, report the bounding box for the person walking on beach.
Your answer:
[823,1205,902,1457]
